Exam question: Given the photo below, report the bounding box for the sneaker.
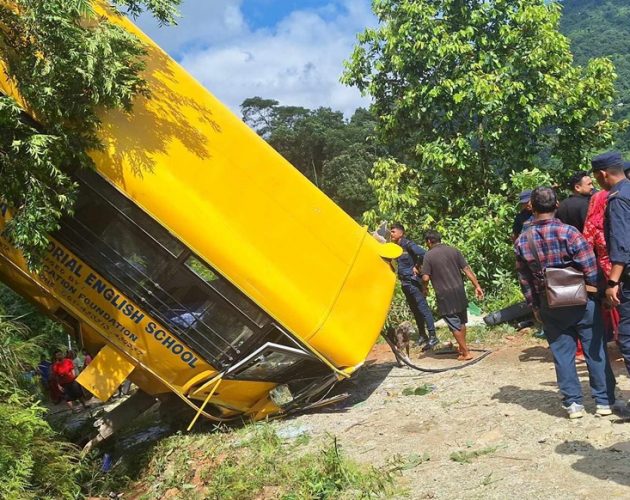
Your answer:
[595,405,612,416]
[563,402,584,419]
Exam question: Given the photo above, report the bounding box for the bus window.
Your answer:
[55,169,277,367]
[76,168,185,258]
[225,343,330,383]
[185,255,269,327]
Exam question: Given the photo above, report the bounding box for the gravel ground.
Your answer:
[275,338,630,499]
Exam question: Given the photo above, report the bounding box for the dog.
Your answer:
[386,320,414,366]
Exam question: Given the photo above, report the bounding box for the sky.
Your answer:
[135,0,376,117]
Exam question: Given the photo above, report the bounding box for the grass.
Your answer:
[129,422,401,499]
[449,446,499,464]
[435,324,516,346]
[402,384,435,396]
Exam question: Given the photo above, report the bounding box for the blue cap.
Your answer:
[518,189,532,204]
[624,161,630,173]
[591,151,624,171]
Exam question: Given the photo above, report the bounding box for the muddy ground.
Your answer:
[272,336,630,499]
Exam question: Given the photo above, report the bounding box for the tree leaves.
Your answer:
[0,1,179,267]
[343,0,623,220]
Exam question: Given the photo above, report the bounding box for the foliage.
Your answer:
[133,422,399,499]
[0,316,81,499]
[0,0,179,268]
[0,284,67,351]
[343,0,623,221]
[560,0,630,154]
[113,0,182,24]
[241,97,380,219]
[367,162,554,292]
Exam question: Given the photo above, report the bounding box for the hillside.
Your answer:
[560,0,630,150]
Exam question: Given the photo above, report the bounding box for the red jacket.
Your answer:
[52,358,75,384]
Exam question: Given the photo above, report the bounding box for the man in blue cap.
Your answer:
[512,189,533,240]
[390,223,438,350]
[592,151,630,379]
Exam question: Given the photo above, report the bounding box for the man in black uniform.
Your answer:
[390,223,438,350]
[557,171,594,232]
[592,152,630,377]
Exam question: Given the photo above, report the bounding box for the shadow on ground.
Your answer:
[308,360,396,414]
[556,440,630,487]
[491,385,565,417]
[519,345,553,363]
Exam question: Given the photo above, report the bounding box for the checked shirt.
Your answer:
[514,218,598,308]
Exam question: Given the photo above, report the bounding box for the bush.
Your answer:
[0,316,81,499]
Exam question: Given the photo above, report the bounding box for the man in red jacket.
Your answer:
[51,350,88,412]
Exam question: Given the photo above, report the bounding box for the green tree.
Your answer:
[560,0,630,153]
[343,0,623,219]
[0,0,180,268]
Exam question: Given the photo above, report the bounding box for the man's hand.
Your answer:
[606,285,621,308]
[475,286,484,301]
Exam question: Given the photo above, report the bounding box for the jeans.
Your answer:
[617,281,630,375]
[540,298,615,406]
[401,280,436,340]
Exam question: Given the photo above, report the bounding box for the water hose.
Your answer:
[381,333,491,373]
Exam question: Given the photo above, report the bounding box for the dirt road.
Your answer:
[275,339,630,499]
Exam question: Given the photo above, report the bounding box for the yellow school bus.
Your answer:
[0,6,397,425]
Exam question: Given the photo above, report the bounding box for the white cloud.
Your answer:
[135,0,376,116]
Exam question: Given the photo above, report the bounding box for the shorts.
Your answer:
[61,380,83,402]
[442,311,468,333]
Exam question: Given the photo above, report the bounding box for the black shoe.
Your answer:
[414,338,428,349]
[422,337,439,352]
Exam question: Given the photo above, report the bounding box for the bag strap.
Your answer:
[525,229,543,275]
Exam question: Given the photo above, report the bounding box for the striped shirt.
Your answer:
[514,218,597,308]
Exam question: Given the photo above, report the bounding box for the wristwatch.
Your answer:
[607,279,620,288]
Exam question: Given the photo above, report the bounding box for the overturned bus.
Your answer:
[0,6,398,429]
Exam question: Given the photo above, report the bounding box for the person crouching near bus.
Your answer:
[514,187,616,419]
[420,230,484,361]
[51,350,89,413]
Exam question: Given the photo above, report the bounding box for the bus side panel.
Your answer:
[308,237,396,368]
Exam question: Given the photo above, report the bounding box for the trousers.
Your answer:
[540,298,615,406]
[401,280,436,340]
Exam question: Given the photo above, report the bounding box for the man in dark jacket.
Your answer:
[556,171,594,232]
[390,223,438,350]
[514,186,615,419]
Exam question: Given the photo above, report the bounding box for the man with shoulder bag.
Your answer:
[514,187,616,419]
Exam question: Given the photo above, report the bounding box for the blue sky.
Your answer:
[135,0,375,116]
[242,0,342,28]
